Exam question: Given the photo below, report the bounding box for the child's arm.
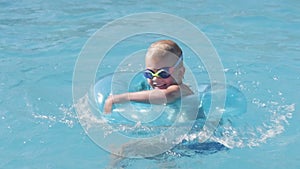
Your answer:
[104,85,181,113]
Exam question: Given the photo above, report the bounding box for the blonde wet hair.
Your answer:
[148,40,182,58]
[145,40,183,69]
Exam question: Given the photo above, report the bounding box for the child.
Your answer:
[104,40,194,113]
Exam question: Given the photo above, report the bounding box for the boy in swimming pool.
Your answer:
[104,40,194,113]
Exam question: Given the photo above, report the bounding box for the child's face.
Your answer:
[145,54,182,89]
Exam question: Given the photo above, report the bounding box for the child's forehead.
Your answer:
[146,48,178,60]
[145,54,177,69]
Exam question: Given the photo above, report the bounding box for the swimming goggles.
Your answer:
[143,55,183,79]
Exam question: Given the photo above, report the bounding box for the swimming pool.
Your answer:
[1,0,299,168]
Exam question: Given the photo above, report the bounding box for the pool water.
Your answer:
[1,0,299,168]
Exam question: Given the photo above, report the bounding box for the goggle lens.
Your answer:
[143,69,171,79]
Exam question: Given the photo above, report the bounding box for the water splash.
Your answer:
[32,103,78,128]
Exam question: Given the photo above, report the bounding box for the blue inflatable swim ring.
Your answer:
[93,72,247,127]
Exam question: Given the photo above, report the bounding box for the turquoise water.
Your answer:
[1,0,299,168]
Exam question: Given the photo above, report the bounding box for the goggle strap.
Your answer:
[173,55,183,68]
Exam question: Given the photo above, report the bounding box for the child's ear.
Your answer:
[179,66,185,79]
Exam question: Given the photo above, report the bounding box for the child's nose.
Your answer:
[152,76,158,81]
[152,76,163,82]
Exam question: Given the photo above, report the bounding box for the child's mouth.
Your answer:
[153,83,167,89]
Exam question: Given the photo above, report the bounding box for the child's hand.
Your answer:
[104,96,113,114]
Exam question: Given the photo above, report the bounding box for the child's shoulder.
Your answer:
[179,84,194,96]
